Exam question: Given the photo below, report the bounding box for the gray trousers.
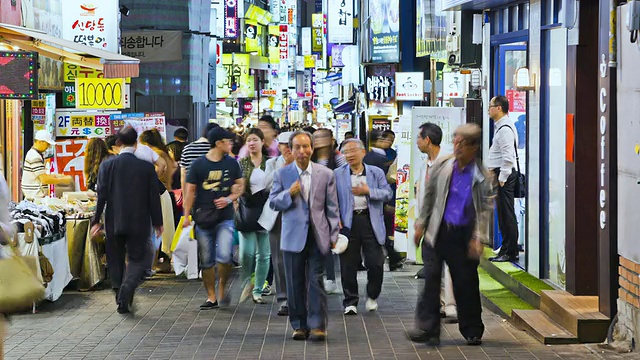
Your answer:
[269,215,287,304]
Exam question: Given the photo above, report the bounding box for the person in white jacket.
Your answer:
[416,122,457,323]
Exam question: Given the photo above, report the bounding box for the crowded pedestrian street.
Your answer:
[2,266,634,360]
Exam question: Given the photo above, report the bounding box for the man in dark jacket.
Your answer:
[92,127,164,314]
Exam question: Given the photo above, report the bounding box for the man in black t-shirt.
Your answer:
[183,127,244,310]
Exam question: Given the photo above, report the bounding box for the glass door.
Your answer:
[493,43,528,268]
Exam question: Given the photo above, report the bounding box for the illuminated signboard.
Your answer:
[0,52,38,100]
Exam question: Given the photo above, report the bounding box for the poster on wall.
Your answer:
[55,139,89,191]
[370,0,400,63]
[395,107,465,262]
[416,0,448,58]
[335,117,352,143]
[110,113,167,141]
[327,0,354,44]
[61,0,118,52]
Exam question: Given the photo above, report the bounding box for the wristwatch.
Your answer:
[225,197,232,204]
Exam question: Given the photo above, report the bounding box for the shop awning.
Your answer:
[0,23,139,78]
[334,101,355,114]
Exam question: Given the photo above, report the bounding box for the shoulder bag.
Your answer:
[193,206,222,229]
[498,125,526,198]
[0,256,46,314]
[235,190,268,232]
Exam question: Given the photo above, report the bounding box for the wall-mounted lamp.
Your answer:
[514,67,535,91]
[119,5,130,17]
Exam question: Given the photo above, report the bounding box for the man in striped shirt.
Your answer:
[180,123,220,194]
[21,130,73,200]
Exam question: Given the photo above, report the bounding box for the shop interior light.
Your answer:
[515,67,535,91]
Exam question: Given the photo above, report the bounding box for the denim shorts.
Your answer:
[195,220,235,269]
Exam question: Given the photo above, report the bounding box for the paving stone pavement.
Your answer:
[2,265,637,360]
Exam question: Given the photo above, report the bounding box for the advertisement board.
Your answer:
[416,0,448,58]
[327,0,354,44]
[55,139,89,191]
[395,72,425,101]
[110,113,167,141]
[121,31,183,62]
[217,54,254,99]
[75,78,125,109]
[370,0,400,63]
[268,25,280,64]
[61,0,118,52]
[56,112,113,137]
[0,51,38,100]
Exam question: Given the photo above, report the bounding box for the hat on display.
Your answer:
[207,127,235,145]
[277,131,294,144]
[331,234,349,255]
[34,130,55,146]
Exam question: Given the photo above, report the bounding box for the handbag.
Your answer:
[193,206,221,229]
[235,190,267,232]
[498,125,526,198]
[0,256,46,313]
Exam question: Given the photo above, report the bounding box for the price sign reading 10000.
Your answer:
[75,78,125,109]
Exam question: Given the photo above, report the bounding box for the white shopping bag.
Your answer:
[258,200,278,232]
[172,225,199,279]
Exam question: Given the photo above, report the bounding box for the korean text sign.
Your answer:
[62,1,118,52]
[327,0,354,43]
[75,78,125,109]
[121,31,183,62]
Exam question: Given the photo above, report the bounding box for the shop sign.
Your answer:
[56,112,112,137]
[416,0,447,58]
[268,25,281,64]
[55,139,89,191]
[260,89,277,96]
[370,0,400,63]
[331,45,348,67]
[224,0,239,39]
[506,89,526,113]
[312,13,324,53]
[280,25,289,60]
[244,20,264,56]
[31,100,46,127]
[304,55,316,68]
[244,102,253,111]
[110,113,167,141]
[370,116,392,132]
[395,72,424,101]
[61,0,118,52]
[217,54,254,98]
[279,0,288,23]
[327,0,354,44]
[121,31,183,63]
[366,75,395,103]
[75,78,125,109]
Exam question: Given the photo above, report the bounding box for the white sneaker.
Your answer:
[324,280,338,294]
[344,305,358,315]
[366,298,378,312]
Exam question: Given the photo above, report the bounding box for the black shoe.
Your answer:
[389,262,403,271]
[199,300,219,310]
[489,255,514,262]
[407,330,440,346]
[278,305,289,316]
[466,336,482,346]
[358,263,368,271]
[117,303,130,314]
[444,316,459,324]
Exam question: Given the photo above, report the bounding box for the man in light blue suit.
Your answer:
[269,130,340,342]
[334,139,393,316]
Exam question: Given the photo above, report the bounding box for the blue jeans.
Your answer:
[194,220,234,269]
[239,231,271,297]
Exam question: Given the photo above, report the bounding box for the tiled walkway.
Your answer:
[3,265,636,359]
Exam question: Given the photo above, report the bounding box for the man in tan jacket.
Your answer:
[407,123,494,347]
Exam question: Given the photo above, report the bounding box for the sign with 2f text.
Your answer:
[75,78,125,109]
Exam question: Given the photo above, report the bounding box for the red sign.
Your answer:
[506,89,526,113]
[244,102,253,112]
[279,25,289,60]
[216,43,222,65]
[55,139,89,191]
[260,89,277,96]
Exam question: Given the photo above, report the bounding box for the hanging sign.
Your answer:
[304,55,316,68]
[279,25,289,60]
[75,78,125,109]
[224,0,239,39]
[268,25,281,64]
[370,0,400,63]
[395,72,424,101]
[312,13,323,53]
[62,0,118,52]
[121,31,183,63]
[327,0,354,43]
[110,113,167,141]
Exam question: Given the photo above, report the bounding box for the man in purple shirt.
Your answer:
[407,124,494,347]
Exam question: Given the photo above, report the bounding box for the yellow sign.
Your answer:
[268,25,280,65]
[304,55,316,68]
[217,54,254,99]
[75,78,125,109]
[64,63,131,83]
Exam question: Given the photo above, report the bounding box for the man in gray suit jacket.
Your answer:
[269,131,340,342]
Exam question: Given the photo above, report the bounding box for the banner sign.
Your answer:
[279,25,289,60]
[370,0,400,63]
[268,25,281,64]
[224,0,239,38]
[395,72,424,101]
[327,0,354,43]
[312,14,323,53]
[121,31,183,63]
[62,0,118,52]
[75,78,125,109]
[369,116,392,132]
[244,20,264,55]
[56,112,112,137]
[416,0,447,58]
[245,4,273,25]
[55,139,89,191]
[31,100,46,128]
[110,113,167,141]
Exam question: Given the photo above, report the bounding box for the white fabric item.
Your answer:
[258,200,278,232]
[351,173,368,210]
[160,190,175,254]
[41,237,73,302]
[295,162,312,203]
[172,226,198,279]
[21,148,47,200]
[249,167,267,195]
[486,115,518,183]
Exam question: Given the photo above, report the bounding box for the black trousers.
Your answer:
[384,204,403,265]
[494,169,519,258]
[339,212,384,307]
[106,232,154,307]
[415,223,484,340]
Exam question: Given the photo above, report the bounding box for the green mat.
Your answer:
[478,267,534,317]
[481,248,554,295]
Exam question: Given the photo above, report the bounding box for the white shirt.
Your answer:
[295,162,312,203]
[21,148,47,199]
[486,115,518,183]
[417,151,440,211]
[351,170,368,210]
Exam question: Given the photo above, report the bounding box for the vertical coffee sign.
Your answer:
[62,0,118,52]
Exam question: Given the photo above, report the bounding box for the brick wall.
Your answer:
[614,256,640,350]
[618,256,640,308]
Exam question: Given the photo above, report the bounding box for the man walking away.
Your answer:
[486,95,519,263]
[335,139,393,315]
[183,128,244,310]
[269,131,340,341]
[92,127,164,314]
[408,124,493,346]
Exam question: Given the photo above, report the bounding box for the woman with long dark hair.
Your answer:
[84,138,109,192]
[237,128,271,304]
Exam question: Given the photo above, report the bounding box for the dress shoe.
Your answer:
[277,304,289,316]
[310,329,327,341]
[489,255,514,262]
[117,303,130,314]
[407,329,440,346]
[444,316,458,324]
[466,336,482,346]
[292,329,309,340]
